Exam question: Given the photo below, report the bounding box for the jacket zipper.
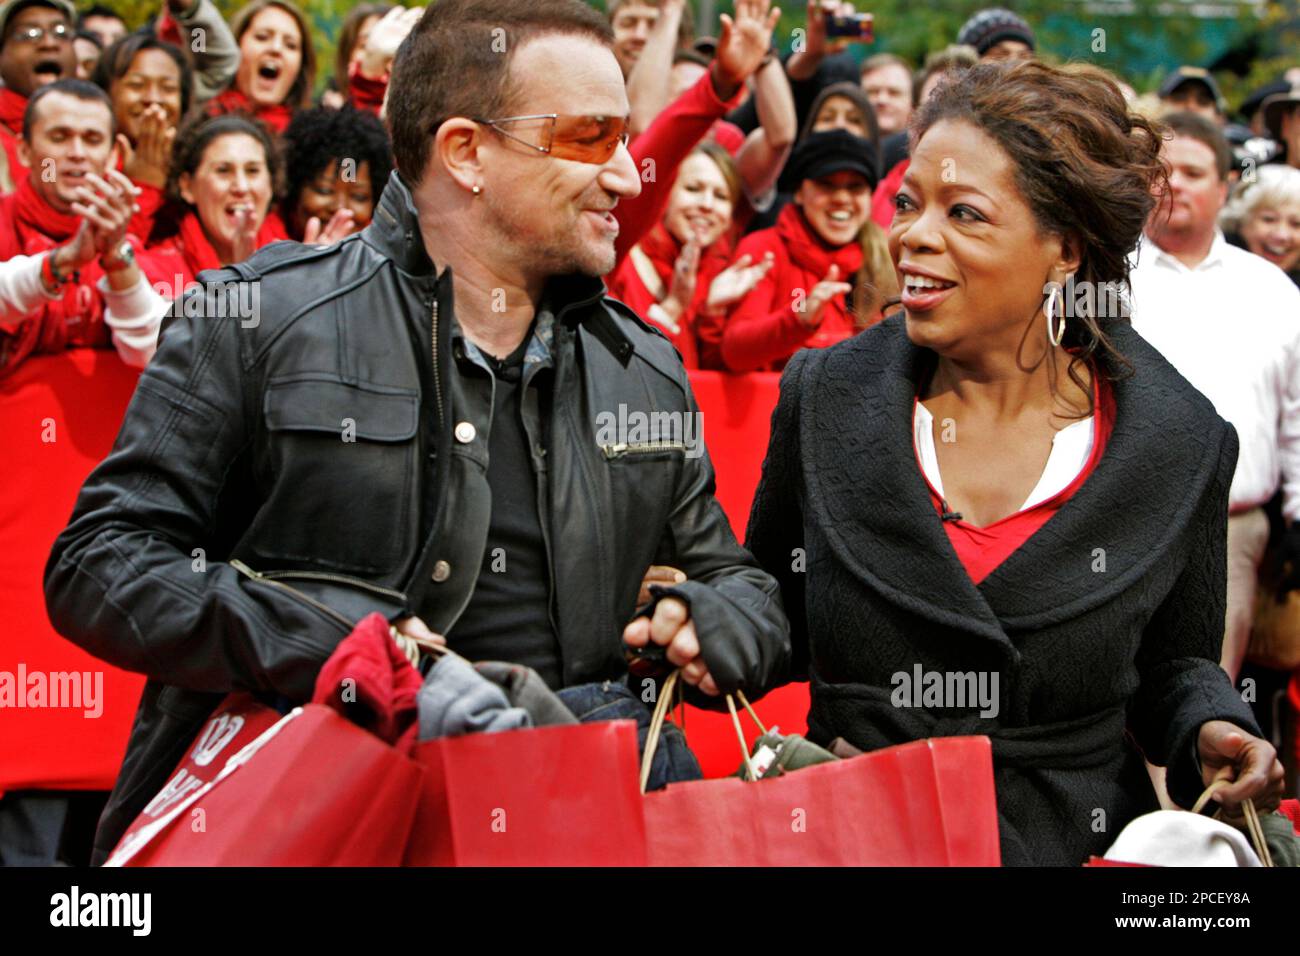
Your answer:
[431,297,444,426]
[601,441,687,460]
[252,568,407,601]
[229,558,356,631]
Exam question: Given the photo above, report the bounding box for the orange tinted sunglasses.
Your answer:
[474,113,630,164]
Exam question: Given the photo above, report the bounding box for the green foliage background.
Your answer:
[96,0,1297,109]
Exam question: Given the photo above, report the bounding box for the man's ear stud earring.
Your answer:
[472,184,482,196]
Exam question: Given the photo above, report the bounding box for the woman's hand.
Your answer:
[798,263,852,328]
[119,110,175,191]
[302,208,357,246]
[661,237,701,326]
[638,565,686,607]
[358,6,423,79]
[706,251,775,313]
[713,0,781,98]
[1196,720,1285,811]
[230,206,261,264]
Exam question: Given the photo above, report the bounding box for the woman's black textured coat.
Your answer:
[745,316,1262,866]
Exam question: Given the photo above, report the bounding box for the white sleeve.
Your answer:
[0,253,60,327]
[98,274,171,369]
[1276,284,1300,524]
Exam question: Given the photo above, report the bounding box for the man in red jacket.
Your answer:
[0,0,75,192]
[0,78,168,379]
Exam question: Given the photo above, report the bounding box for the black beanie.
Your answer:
[779,129,880,194]
[956,8,1035,57]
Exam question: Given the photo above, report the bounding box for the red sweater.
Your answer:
[872,158,907,230]
[0,87,29,193]
[698,204,863,372]
[919,374,1116,584]
[604,223,731,368]
[615,69,743,267]
[141,209,289,292]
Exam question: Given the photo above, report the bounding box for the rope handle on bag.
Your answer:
[1191,779,1274,867]
[639,671,764,794]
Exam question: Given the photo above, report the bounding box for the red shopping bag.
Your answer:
[641,677,1001,866]
[106,698,422,867]
[404,720,647,866]
[644,736,999,866]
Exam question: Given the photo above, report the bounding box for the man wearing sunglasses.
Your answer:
[47,0,792,864]
[0,0,75,190]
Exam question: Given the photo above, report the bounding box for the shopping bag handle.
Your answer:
[639,671,765,793]
[1192,780,1273,867]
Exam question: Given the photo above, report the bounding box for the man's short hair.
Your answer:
[23,76,114,140]
[606,0,694,43]
[1163,110,1232,181]
[861,52,912,79]
[76,3,123,27]
[387,0,614,185]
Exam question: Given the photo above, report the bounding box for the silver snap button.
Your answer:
[454,421,476,443]
[431,560,451,583]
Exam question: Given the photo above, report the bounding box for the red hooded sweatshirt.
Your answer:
[697,203,863,373]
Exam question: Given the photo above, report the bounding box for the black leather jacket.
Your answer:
[44,173,790,863]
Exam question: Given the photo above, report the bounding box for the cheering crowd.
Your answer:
[3,0,1300,867]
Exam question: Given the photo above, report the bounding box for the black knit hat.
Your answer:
[956,8,1035,57]
[778,129,880,194]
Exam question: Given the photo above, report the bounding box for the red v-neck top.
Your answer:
[915,376,1115,585]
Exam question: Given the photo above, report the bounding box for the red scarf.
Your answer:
[208,88,293,135]
[775,202,864,280]
[638,223,734,298]
[166,209,287,281]
[14,175,84,241]
[0,86,26,138]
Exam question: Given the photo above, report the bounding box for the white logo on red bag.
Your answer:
[191,714,246,767]
[142,769,203,819]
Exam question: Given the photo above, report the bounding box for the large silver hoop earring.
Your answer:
[1045,286,1065,347]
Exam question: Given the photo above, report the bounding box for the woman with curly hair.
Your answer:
[746,60,1284,865]
[279,105,392,241]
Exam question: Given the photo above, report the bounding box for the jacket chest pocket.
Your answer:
[600,442,683,546]
[246,377,420,575]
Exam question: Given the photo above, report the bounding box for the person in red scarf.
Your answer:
[207,0,314,135]
[0,79,170,379]
[0,0,75,192]
[335,5,422,116]
[319,3,391,110]
[699,129,880,372]
[94,34,195,242]
[606,142,740,367]
[142,114,290,293]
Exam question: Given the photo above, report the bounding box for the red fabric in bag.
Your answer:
[405,721,647,866]
[643,736,1000,866]
[312,612,421,748]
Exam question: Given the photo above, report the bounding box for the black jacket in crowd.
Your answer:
[44,173,790,864]
[745,315,1262,866]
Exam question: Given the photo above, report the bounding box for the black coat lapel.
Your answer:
[981,320,1229,626]
[802,317,1011,643]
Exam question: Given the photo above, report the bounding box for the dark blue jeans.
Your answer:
[557,680,702,792]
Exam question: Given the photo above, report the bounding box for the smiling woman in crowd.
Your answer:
[94,33,192,238]
[143,113,287,288]
[208,0,314,134]
[606,142,742,367]
[1222,163,1300,287]
[745,60,1284,866]
[699,128,887,372]
[280,105,392,241]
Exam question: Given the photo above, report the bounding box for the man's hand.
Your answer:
[69,169,139,259]
[713,0,781,100]
[798,263,852,327]
[1197,720,1285,811]
[52,219,99,276]
[623,597,720,696]
[119,109,176,191]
